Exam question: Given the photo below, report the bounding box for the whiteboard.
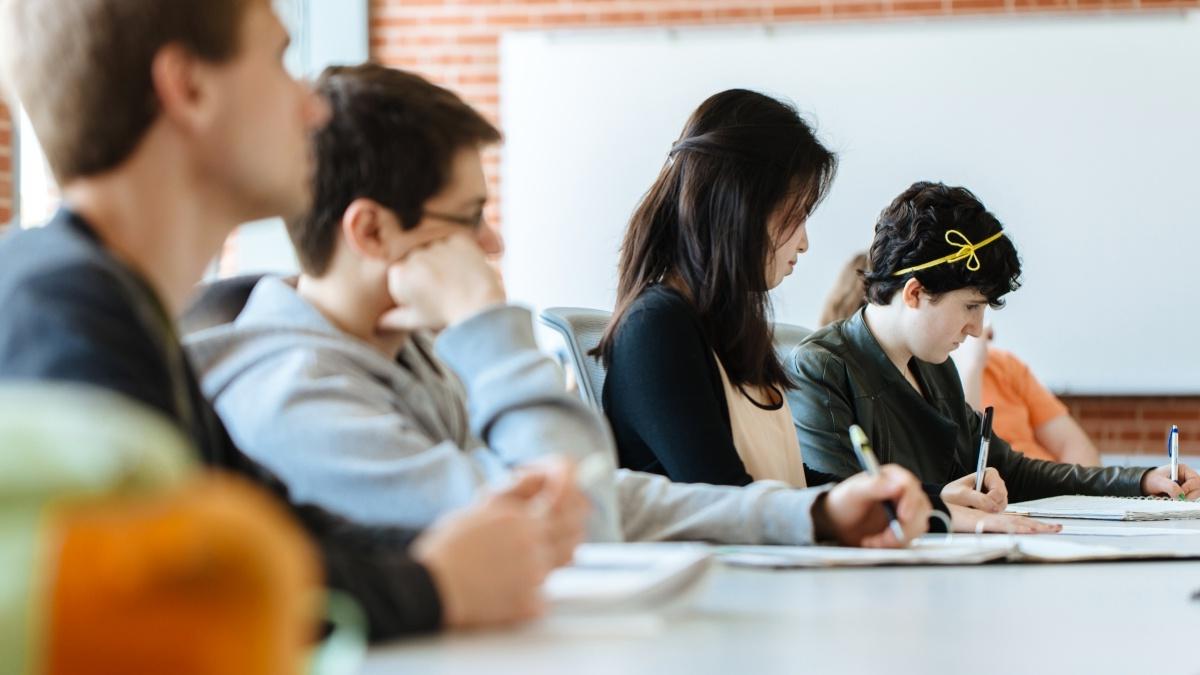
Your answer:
[499,12,1200,395]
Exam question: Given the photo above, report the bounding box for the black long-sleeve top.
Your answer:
[0,210,441,641]
[602,285,839,487]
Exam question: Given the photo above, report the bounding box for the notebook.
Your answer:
[542,543,714,612]
[718,536,1199,569]
[1006,495,1200,521]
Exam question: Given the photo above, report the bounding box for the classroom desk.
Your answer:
[364,519,1200,675]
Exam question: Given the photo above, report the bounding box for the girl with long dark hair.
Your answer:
[595,88,839,489]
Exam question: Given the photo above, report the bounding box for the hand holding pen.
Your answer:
[812,425,931,548]
[1141,424,1200,500]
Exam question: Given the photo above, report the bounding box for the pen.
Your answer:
[974,406,995,493]
[848,424,907,544]
[1169,424,1179,485]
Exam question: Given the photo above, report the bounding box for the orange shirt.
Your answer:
[980,347,1069,462]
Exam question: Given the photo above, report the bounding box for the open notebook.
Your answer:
[542,543,714,612]
[1006,495,1200,521]
[718,536,1200,568]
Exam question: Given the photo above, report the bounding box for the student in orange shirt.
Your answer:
[817,252,1103,467]
[954,328,1102,466]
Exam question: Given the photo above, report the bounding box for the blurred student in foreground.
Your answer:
[0,0,588,639]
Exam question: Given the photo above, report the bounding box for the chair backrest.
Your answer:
[540,306,814,412]
[772,321,813,364]
[539,307,612,410]
[179,274,266,335]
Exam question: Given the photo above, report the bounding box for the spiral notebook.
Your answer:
[1006,495,1200,521]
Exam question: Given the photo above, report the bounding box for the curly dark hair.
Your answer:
[864,181,1021,308]
[288,63,502,276]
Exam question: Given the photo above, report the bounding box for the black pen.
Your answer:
[974,406,995,492]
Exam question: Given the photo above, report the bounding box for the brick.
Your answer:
[589,11,651,24]
[653,8,708,22]
[773,4,827,18]
[950,0,1007,10]
[713,6,772,20]
[830,1,889,17]
[890,0,946,12]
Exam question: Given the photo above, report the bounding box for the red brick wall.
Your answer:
[1061,397,1200,457]
[0,102,12,226]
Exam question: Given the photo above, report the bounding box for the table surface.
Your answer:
[363,518,1200,675]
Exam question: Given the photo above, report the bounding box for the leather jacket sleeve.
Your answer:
[962,401,1149,501]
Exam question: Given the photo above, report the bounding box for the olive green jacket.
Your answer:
[784,309,1147,502]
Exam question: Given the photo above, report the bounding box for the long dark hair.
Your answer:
[594,89,837,389]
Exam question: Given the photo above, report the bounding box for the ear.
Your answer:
[341,198,393,262]
[900,277,925,309]
[151,43,219,134]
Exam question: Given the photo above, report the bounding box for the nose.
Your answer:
[477,220,505,257]
[965,314,984,338]
[795,225,809,254]
[303,83,332,130]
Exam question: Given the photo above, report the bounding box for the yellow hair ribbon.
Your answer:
[891,229,1005,277]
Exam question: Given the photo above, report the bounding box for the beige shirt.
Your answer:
[713,357,807,488]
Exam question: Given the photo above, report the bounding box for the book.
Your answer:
[1006,495,1200,521]
[542,543,714,612]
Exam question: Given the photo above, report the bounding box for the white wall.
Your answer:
[230,0,369,275]
[499,13,1200,395]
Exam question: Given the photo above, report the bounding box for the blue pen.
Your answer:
[849,425,907,544]
[1169,424,1180,485]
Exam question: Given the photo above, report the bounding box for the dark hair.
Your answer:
[0,0,253,183]
[289,63,501,276]
[864,181,1021,307]
[818,251,868,326]
[595,89,837,390]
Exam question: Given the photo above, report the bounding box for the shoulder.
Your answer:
[612,286,704,348]
[0,221,139,320]
[787,321,851,374]
[986,347,1030,377]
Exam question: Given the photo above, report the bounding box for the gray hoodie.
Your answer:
[186,277,830,544]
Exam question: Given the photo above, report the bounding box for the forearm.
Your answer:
[437,305,612,466]
[293,503,443,641]
[613,469,833,545]
[997,445,1144,500]
[1037,416,1102,467]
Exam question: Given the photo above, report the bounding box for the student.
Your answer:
[187,64,932,549]
[595,89,1006,530]
[818,252,869,327]
[0,0,587,637]
[819,252,1103,466]
[956,327,1103,466]
[786,182,1200,505]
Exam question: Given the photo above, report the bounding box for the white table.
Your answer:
[364,520,1200,675]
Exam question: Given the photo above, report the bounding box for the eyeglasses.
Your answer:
[422,208,486,230]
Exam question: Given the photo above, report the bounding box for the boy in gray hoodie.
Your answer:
[186,63,931,547]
